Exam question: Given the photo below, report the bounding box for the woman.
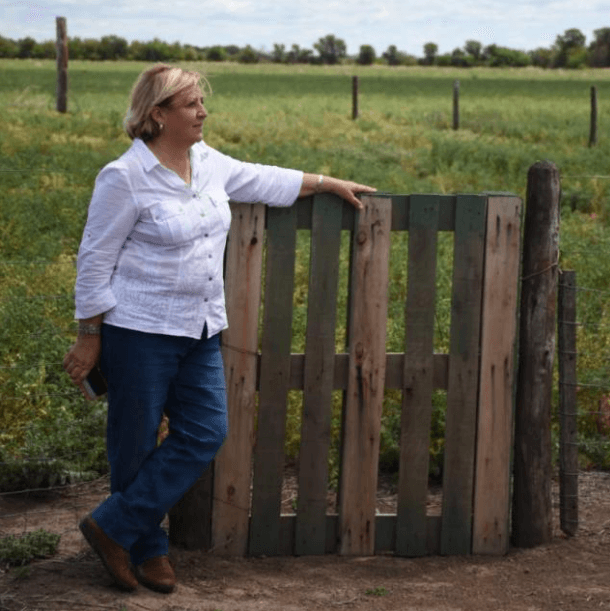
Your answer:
[63,64,375,594]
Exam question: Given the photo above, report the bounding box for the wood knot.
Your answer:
[356,230,367,245]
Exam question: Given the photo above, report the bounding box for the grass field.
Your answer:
[2,59,610,486]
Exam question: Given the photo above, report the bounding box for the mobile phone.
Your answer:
[81,365,108,400]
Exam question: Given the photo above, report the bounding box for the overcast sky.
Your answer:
[3,0,609,57]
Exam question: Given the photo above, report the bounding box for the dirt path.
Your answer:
[2,472,610,611]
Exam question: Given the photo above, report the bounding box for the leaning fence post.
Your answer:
[589,86,597,147]
[558,270,578,536]
[512,160,560,548]
[56,17,68,113]
[453,80,459,130]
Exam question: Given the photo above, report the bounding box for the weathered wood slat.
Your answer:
[338,195,392,555]
[396,194,440,557]
[212,203,266,555]
[291,195,457,231]
[249,205,298,556]
[441,195,487,555]
[472,196,522,554]
[295,194,343,555]
[275,352,450,391]
[277,514,442,556]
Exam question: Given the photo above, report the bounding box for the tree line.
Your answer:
[1,28,610,68]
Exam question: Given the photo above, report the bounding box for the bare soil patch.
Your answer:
[1,471,610,611]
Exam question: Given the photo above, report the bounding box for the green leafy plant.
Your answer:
[365,586,389,596]
[0,529,60,568]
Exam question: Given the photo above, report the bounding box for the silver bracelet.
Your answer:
[315,174,324,193]
[78,322,101,336]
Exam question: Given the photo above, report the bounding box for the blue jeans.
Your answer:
[93,323,227,566]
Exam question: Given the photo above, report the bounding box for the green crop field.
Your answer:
[2,59,610,489]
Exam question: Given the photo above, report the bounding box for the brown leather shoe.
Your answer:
[79,515,138,591]
[135,555,176,593]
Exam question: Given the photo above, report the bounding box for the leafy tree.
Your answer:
[285,44,313,64]
[17,37,36,58]
[530,47,553,68]
[99,35,128,60]
[206,46,227,61]
[589,27,610,67]
[464,40,482,62]
[553,28,586,67]
[314,34,347,65]
[357,44,376,65]
[483,44,531,67]
[223,45,241,58]
[451,48,472,67]
[566,46,588,69]
[0,36,18,58]
[182,46,200,61]
[382,45,400,66]
[33,40,55,59]
[272,43,286,63]
[423,42,438,65]
[382,45,415,66]
[238,45,259,64]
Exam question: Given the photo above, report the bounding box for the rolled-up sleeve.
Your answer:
[209,148,303,207]
[75,166,139,319]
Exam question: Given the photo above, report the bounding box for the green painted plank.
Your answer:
[249,205,297,556]
[441,194,487,555]
[395,194,440,557]
[271,194,457,231]
[295,194,343,555]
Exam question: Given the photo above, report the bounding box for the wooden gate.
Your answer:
[169,192,522,557]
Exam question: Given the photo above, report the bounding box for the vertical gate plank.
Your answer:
[441,195,487,555]
[213,203,265,555]
[339,195,392,555]
[473,196,522,554]
[396,195,440,556]
[295,194,343,555]
[249,205,298,556]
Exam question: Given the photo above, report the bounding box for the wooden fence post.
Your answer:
[589,86,597,147]
[56,17,68,113]
[352,76,359,120]
[453,80,459,130]
[512,160,560,548]
[558,270,578,536]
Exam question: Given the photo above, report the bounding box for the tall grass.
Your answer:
[2,59,610,487]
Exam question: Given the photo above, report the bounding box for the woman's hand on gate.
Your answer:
[299,173,376,210]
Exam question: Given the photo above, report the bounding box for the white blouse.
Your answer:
[75,138,303,339]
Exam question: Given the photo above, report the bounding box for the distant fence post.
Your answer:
[56,17,68,113]
[453,80,459,130]
[558,270,578,536]
[512,161,560,547]
[352,76,359,120]
[589,86,597,147]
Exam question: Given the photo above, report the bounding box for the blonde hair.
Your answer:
[124,64,211,141]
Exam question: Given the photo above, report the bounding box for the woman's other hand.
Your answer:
[63,335,101,386]
[63,317,103,389]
